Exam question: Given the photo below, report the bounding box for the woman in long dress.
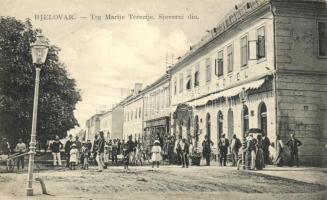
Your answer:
[255,134,265,170]
[274,135,284,166]
[151,140,162,168]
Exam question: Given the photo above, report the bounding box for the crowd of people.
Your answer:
[0,131,304,172]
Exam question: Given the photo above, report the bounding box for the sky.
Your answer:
[1,0,241,134]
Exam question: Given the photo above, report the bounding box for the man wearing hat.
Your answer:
[218,133,230,166]
[64,134,74,168]
[287,133,302,167]
[202,135,214,166]
[50,135,63,166]
[180,138,189,168]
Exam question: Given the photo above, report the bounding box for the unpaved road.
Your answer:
[0,165,326,200]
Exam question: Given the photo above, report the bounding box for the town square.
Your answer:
[0,0,327,199]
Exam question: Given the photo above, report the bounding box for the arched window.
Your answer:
[217,111,223,139]
[259,102,267,136]
[206,113,211,140]
[194,71,199,87]
[242,105,249,136]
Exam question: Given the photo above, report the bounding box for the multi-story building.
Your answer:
[143,73,171,147]
[99,110,112,139]
[169,0,327,166]
[99,104,125,140]
[122,83,144,141]
[85,113,102,141]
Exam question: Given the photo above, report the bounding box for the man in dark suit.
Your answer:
[218,134,230,166]
[202,135,214,166]
[180,138,189,168]
[64,134,73,168]
[287,133,302,167]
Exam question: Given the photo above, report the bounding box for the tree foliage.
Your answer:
[0,17,81,147]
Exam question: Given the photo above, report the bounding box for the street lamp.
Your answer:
[239,87,247,170]
[26,34,49,196]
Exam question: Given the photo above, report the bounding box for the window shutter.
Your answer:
[215,59,218,76]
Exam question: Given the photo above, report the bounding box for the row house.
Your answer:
[98,103,125,140]
[122,83,144,141]
[85,0,326,166]
[143,73,171,148]
[169,0,327,166]
[85,113,101,141]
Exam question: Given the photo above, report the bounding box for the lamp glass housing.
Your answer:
[31,35,49,65]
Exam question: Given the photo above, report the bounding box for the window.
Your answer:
[241,36,248,66]
[179,73,184,93]
[136,109,138,119]
[139,107,141,118]
[318,21,327,57]
[173,79,177,95]
[227,45,233,73]
[215,50,224,77]
[206,58,211,82]
[257,26,265,59]
[194,71,199,87]
[186,70,192,90]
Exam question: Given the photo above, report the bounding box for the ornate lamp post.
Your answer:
[26,34,49,196]
[239,87,247,170]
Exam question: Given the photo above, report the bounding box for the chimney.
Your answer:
[133,83,143,96]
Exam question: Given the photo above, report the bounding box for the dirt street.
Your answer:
[0,166,326,200]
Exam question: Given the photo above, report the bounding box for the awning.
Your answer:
[186,78,266,107]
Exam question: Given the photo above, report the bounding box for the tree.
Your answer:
[0,17,81,149]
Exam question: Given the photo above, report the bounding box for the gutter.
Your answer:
[269,1,279,138]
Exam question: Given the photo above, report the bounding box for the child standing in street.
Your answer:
[81,143,89,170]
[151,140,162,168]
[70,144,78,170]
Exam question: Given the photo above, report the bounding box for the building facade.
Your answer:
[122,83,144,141]
[99,110,112,140]
[143,73,171,148]
[169,0,327,166]
[85,114,101,141]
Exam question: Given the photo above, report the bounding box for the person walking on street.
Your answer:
[202,135,214,166]
[92,134,99,165]
[15,138,26,171]
[262,133,271,165]
[230,134,242,166]
[287,133,302,167]
[218,134,230,166]
[180,138,189,168]
[64,134,74,168]
[151,140,162,168]
[96,132,105,172]
[50,135,63,166]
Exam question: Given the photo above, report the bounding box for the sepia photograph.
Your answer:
[0,0,327,199]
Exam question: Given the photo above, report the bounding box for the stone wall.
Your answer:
[274,0,327,166]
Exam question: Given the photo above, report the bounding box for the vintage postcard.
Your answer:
[0,0,326,199]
